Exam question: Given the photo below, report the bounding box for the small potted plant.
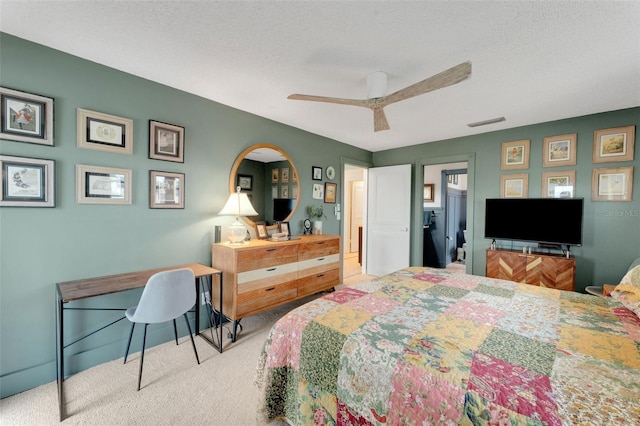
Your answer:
[307,205,326,235]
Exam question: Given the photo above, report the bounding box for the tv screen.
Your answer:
[273,198,294,222]
[484,198,583,246]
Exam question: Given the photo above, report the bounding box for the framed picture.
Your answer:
[291,186,298,199]
[312,166,322,181]
[77,108,133,154]
[592,166,633,202]
[324,182,337,203]
[0,87,54,146]
[280,185,289,198]
[542,170,576,198]
[254,221,268,239]
[0,155,54,207]
[500,173,528,198]
[312,183,324,200]
[236,174,252,191]
[423,183,434,202]
[279,221,290,236]
[292,169,298,183]
[271,168,279,183]
[593,125,635,163]
[543,133,577,167]
[281,167,290,183]
[76,164,132,205]
[501,139,530,170]
[149,120,185,163]
[271,185,278,198]
[150,170,184,209]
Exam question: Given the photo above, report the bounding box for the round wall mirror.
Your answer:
[229,143,300,227]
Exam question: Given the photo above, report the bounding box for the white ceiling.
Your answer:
[1,1,639,153]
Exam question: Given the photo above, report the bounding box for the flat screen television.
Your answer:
[273,198,295,222]
[484,198,583,246]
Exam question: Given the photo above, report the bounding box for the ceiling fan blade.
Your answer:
[373,107,390,132]
[381,61,471,106]
[287,94,373,108]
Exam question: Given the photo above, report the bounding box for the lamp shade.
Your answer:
[218,191,258,217]
[217,188,258,244]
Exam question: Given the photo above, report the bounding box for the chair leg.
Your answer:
[173,319,179,345]
[183,313,200,365]
[137,324,148,391]
[124,322,135,364]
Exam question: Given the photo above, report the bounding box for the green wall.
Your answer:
[1,32,639,399]
[372,107,640,292]
[0,33,371,398]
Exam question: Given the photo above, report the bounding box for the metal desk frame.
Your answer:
[55,263,222,421]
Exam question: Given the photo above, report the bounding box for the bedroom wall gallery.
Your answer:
[0,33,370,398]
[373,106,639,294]
[1,32,638,399]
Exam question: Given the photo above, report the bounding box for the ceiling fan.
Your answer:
[288,61,472,132]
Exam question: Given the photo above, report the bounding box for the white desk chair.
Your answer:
[123,268,200,390]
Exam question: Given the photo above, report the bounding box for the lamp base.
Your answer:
[227,220,247,244]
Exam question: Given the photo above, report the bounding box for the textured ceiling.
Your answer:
[1,1,639,152]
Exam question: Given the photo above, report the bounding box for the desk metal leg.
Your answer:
[195,273,223,353]
[55,287,65,421]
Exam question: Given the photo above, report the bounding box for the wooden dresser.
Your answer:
[486,249,575,291]
[212,234,340,340]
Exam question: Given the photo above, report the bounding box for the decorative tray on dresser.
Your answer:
[212,234,340,341]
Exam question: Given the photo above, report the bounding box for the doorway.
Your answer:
[422,161,469,271]
[444,168,468,270]
[342,163,366,279]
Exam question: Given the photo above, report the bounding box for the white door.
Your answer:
[366,164,411,276]
[350,180,364,252]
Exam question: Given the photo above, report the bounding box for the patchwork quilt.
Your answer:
[255,267,640,425]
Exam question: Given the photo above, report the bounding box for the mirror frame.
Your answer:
[229,143,300,227]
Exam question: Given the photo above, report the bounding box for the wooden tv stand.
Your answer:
[212,234,340,341]
[486,248,575,291]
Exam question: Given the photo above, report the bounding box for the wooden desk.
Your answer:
[55,263,221,421]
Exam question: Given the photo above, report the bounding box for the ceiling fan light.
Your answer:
[467,116,506,127]
[367,71,387,99]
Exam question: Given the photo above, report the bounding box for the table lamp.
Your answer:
[218,186,258,243]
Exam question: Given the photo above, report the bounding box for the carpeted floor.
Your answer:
[0,273,374,426]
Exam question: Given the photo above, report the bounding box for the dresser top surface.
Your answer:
[214,234,339,251]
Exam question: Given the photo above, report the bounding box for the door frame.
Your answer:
[442,168,468,266]
[341,156,372,278]
[415,153,476,274]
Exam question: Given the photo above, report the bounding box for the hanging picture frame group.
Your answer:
[77,108,133,155]
[501,139,530,170]
[0,87,54,146]
[76,164,132,205]
[149,120,185,163]
[592,125,635,163]
[0,155,55,207]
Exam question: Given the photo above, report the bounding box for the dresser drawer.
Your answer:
[297,268,339,298]
[238,261,298,293]
[298,254,340,277]
[236,244,298,272]
[298,238,339,261]
[237,281,298,316]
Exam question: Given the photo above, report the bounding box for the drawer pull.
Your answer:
[266,248,276,252]
[266,267,277,272]
[265,287,276,292]
[317,274,325,278]
[317,257,325,261]
[317,242,326,245]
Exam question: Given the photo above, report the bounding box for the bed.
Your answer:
[255,265,640,425]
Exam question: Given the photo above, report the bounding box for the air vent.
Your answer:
[467,117,506,127]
